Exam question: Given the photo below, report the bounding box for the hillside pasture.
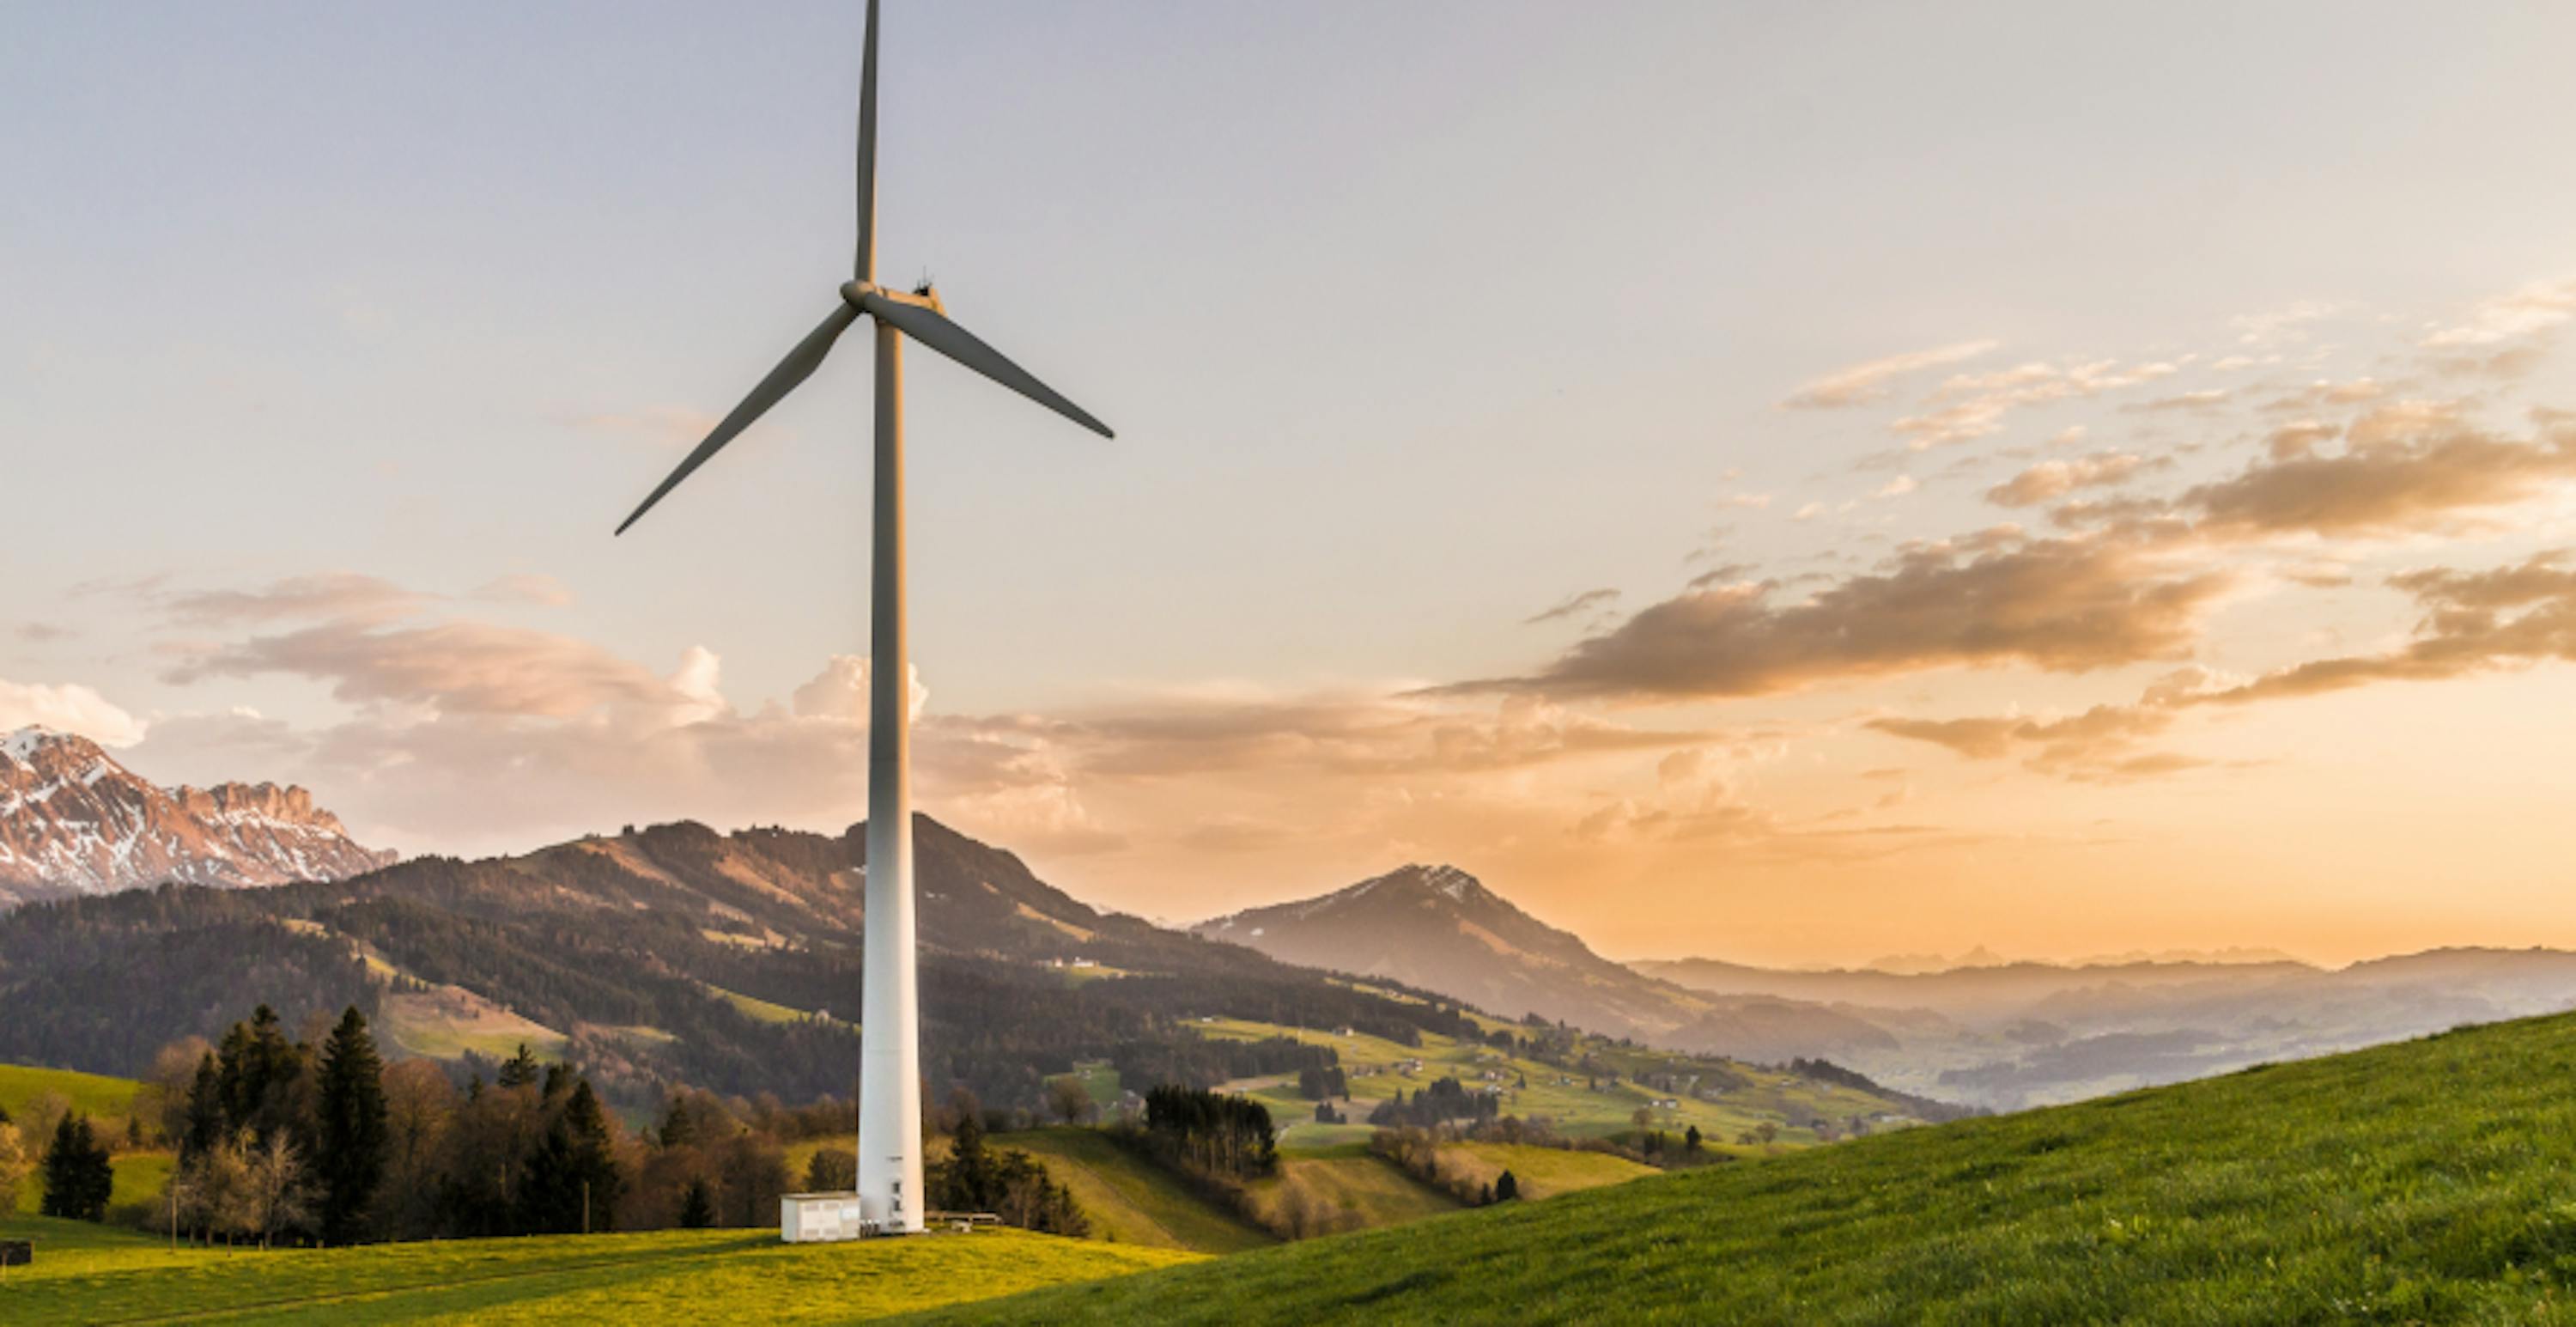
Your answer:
[908,1012,2576,1324]
[997,1128,1273,1254]
[0,1222,1198,1325]
[1191,1015,1901,1152]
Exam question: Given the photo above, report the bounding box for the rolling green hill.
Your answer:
[997,1129,1274,1254]
[0,1062,142,1121]
[0,1218,1197,1325]
[1196,1015,1921,1152]
[906,1012,2576,1323]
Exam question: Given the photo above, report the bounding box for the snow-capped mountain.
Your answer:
[0,727,395,907]
[1194,863,1900,1061]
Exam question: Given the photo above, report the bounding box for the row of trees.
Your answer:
[0,1099,118,1222]
[1294,1066,1349,1100]
[1139,1085,1277,1180]
[1367,1078,1500,1129]
[1370,1127,1523,1208]
[926,1091,1087,1235]
[151,1007,757,1245]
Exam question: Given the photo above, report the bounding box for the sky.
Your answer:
[7,2,2576,968]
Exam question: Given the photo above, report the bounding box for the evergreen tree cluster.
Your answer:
[1366,1076,1501,1129]
[38,1113,114,1220]
[165,1010,629,1246]
[924,1092,1087,1235]
[1140,1085,1278,1179]
[1295,1065,1349,1100]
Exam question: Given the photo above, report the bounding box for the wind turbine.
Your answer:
[613,0,1111,1236]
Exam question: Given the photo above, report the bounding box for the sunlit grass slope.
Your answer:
[0,1225,1198,1325]
[999,1128,1273,1253]
[1194,1015,1899,1153]
[0,1062,142,1121]
[910,1013,2576,1324]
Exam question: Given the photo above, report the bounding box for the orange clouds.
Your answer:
[2182,406,2576,539]
[1780,339,2000,410]
[1471,536,2229,702]
[2195,551,2576,705]
[1986,452,2166,508]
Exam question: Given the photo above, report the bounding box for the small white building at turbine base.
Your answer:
[781,1190,882,1243]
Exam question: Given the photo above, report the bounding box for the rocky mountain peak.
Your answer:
[0,729,394,907]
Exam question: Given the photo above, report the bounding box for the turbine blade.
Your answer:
[859,292,1114,438]
[854,0,881,281]
[614,303,862,535]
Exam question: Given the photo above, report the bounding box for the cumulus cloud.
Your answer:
[2183,404,2576,538]
[161,573,430,628]
[2191,551,2576,704]
[1890,358,2184,450]
[1867,667,2232,782]
[1457,535,2231,702]
[0,677,149,747]
[791,654,929,724]
[1024,691,1711,781]
[1780,339,2000,410]
[2421,277,2576,375]
[1986,453,2166,508]
[165,618,681,720]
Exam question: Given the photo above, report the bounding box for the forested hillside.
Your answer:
[0,817,1530,1115]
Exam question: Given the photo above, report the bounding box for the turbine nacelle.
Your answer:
[840,280,945,316]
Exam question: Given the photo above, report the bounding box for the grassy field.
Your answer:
[1245,1147,1459,1233]
[1445,1141,1657,1200]
[908,1012,2576,1323]
[706,983,812,1026]
[997,1129,1273,1254]
[0,1216,1199,1324]
[0,1063,143,1121]
[1192,1015,1900,1154]
[1054,1060,1121,1111]
[378,989,566,1062]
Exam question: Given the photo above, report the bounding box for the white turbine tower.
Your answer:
[614,0,1111,1235]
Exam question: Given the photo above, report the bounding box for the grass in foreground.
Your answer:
[907,1012,2576,1324]
[0,1224,1199,1325]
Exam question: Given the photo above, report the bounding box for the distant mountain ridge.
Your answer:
[1194,863,1899,1062]
[0,726,395,906]
[1637,947,2576,1109]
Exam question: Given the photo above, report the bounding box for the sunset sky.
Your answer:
[8,2,2576,967]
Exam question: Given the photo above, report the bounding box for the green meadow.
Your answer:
[22,1014,2576,1321]
[917,1012,2576,1323]
[0,1219,1196,1324]
[1194,1014,1899,1152]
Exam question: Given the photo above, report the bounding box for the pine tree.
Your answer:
[314,1007,390,1245]
[1684,1123,1703,1154]
[179,1050,221,1159]
[496,1044,542,1090]
[39,1113,113,1221]
[521,1079,622,1234]
[657,1093,696,1148]
[677,1178,715,1228]
[1495,1169,1520,1202]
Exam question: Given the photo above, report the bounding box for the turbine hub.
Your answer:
[840,280,876,308]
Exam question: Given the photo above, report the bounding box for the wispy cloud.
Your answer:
[1780,339,2000,411]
